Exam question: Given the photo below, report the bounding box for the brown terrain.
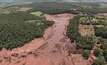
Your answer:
[78,24,95,37]
[0,13,95,65]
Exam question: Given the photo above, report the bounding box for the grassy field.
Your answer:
[0,11,53,50]
[30,11,43,17]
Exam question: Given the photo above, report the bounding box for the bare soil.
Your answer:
[78,24,95,37]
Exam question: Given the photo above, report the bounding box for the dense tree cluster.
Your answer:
[0,11,53,49]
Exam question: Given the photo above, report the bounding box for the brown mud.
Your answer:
[0,13,95,65]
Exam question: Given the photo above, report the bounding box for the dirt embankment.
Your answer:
[0,13,95,65]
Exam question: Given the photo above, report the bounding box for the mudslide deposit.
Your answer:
[0,13,94,65]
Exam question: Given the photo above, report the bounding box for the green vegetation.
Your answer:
[67,15,107,65]
[0,11,53,50]
[93,16,107,65]
[82,50,90,59]
[31,2,107,14]
[31,2,75,14]
[67,16,95,50]
[67,15,95,59]
[30,11,43,17]
[92,56,106,65]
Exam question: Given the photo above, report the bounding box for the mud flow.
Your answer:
[0,13,95,65]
